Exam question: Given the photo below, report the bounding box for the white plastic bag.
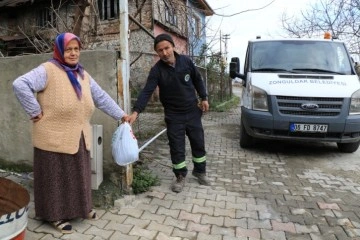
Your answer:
[112,122,139,166]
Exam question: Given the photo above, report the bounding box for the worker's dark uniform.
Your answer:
[133,52,207,177]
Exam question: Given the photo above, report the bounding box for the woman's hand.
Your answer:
[31,112,43,122]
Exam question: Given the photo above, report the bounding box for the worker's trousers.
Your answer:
[165,107,206,177]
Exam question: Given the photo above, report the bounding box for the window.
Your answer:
[165,5,177,26]
[191,15,201,38]
[98,0,119,20]
[37,8,56,27]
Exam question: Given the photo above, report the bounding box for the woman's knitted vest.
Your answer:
[32,62,95,154]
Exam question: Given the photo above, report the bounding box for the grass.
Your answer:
[211,95,240,112]
[132,166,160,194]
[0,159,32,173]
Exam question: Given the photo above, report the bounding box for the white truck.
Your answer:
[229,36,360,153]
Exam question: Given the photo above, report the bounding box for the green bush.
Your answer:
[132,167,160,194]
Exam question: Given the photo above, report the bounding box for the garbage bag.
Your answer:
[112,122,139,166]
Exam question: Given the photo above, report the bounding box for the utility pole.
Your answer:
[222,34,230,64]
[219,30,223,101]
[119,0,133,193]
[222,34,231,97]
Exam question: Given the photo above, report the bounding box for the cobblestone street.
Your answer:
[3,85,360,239]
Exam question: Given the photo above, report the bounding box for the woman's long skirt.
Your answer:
[33,135,92,221]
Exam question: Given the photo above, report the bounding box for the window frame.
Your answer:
[98,0,120,21]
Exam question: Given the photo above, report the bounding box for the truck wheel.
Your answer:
[337,141,360,153]
[240,119,254,148]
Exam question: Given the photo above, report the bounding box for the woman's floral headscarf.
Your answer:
[49,32,84,99]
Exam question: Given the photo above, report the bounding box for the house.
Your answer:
[0,0,214,90]
[187,0,213,62]
[128,0,213,91]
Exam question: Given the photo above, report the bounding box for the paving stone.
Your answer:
[205,199,226,208]
[248,219,272,230]
[271,220,296,233]
[197,232,222,240]
[171,228,197,239]
[104,221,133,233]
[236,210,258,219]
[276,199,299,208]
[297,201,319,210]
[192,204,214,215]
[211,225,236,237]
[101,211,127,223]
[310,209,335,218]
[214,207,236,218]
[146,221,174,235]
[317,202,341,210]
[61,232,94,240]
[155,232,182,240]
[123,217,150,228]
[128,226,157,239]
[261,229,286,240]
[284,215,306,225]
[333,210,360,222]
[151,198,172,209]
[178,210,202,223]
[258,210,281,221]
[186,222,211,234]
[236,197,256,204]
[140,211,166,224]
[303,216,327,226]
[225,201,247,210]
[170,201,193,212]
[196,192,217,201]
[285,195,305,201]
[235,227,261,239]
[184,197,206,206]
[23,231,46,240]
[163,216,188,230]
[84,226,114,239]
[247,203,269,212]
[285,233,312,240]
[309,233,337,240]
[291,208,307,215]
[345,228,360,238]
[294,224,320,234]
[201,215,224,226]
[224,216,247,228]
[156,206,180,218]
[135,203,159,214]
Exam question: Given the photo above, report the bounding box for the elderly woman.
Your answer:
[13,32,127,233]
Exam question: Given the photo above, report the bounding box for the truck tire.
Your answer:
[337,141,360,153]
[240,118,254,148]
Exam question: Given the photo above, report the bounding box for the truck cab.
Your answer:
[230,36,360,153]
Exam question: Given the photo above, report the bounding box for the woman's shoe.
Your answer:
[50,220,73,234]
[87,209,99,220]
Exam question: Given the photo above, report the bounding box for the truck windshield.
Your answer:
[250,40,352,74]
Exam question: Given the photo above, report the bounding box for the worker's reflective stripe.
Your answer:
[193,155,206,163]
[173,161,186,169]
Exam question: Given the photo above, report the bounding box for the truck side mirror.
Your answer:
[230,62,238,79]
[230,57,245,81]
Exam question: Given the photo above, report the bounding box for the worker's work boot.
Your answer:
[171,175,186,193]
[192,171,210,186]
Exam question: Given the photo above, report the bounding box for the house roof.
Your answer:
[191,0,214,16]
[0,0,32,7]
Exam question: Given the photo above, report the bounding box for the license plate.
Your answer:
[289,123,328,133]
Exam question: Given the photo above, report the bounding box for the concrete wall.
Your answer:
[0,50,121,169]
